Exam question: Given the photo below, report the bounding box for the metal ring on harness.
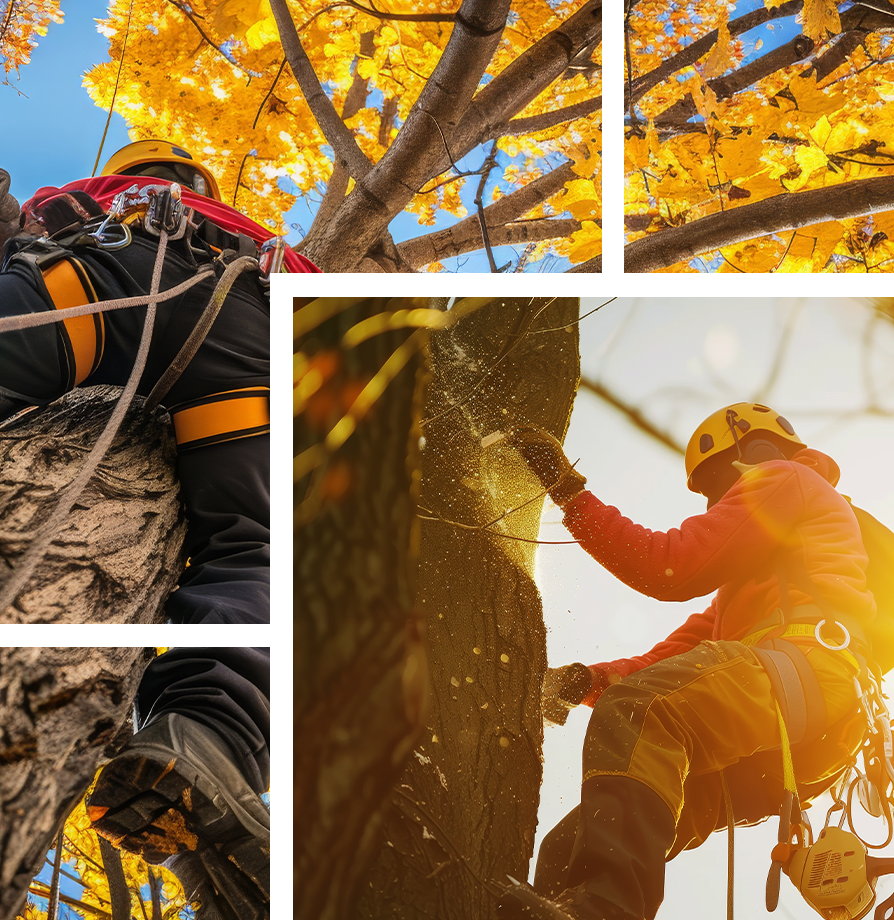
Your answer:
[89,220,132,251]
[815,619,851,651]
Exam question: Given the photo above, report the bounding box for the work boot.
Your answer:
[87,712,269,920]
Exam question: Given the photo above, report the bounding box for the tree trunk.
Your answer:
[295,299,430,920]
[359,298,581,919]
[0,387,186,912]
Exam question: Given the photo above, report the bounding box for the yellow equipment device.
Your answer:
[784,826,894,920]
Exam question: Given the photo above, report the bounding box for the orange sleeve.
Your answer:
[560,461,805,602]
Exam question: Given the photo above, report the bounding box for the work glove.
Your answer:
[542,663,603,726]
[504,427,587,507]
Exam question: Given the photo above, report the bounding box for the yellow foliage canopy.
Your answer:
[77,0,894,295]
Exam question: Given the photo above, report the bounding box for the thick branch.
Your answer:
[452,0,602,161]
[369,233,436,297]
[625,175,894,272]
[567,254,602,272]
[508,95,602,135]
[302,0,512,270]
[653,33,814,125]
[270,0,372,180]
[626,0,802,106]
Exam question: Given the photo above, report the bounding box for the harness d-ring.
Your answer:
[815,619,850,651]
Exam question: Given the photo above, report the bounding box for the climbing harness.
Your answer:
[0,183,295,450]
[0,181,277,614]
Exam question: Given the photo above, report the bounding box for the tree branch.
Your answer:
[165,0,253,76]
[652,33,815,126]
[452,0,602,161]
[302,0,513,270]
[367,232,437,297]
[304,32,376,242]
[567,254,602,272]
[626,0,802,107]
[625,175,894,272]
[580,377,685,453]
[270,0,372,180]
[324,0,455,21]
[508,95,602,135]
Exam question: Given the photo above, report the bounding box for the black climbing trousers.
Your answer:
[0,231,269,624]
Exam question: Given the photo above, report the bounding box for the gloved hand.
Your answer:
[542,663,604,726]
[505,427,587,506]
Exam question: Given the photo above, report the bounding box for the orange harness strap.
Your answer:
[41,258,106,388]
[170,387,270,450]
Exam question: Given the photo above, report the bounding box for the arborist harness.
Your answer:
[0,183,297,450]
[0,181,283,613]
[726,512,894,920]
[703,407,894,920]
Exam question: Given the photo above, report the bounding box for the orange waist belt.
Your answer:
[170,387,270,450]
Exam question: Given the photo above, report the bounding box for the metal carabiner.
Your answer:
[815,618,851,651]
[89,220,132,251]
[258,236,286,288]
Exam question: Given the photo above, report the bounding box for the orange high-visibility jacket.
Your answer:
[561,448,875,706]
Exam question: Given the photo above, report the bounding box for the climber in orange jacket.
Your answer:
[499,403,873,920]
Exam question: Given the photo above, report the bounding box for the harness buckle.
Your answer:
[814,618,850,651]
[258,236,286,286]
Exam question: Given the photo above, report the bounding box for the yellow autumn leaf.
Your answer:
[567,220,602,262]
[704,13,732,79]
[801,0,841,42]
[246,16,280,50]
[795,144,829,177]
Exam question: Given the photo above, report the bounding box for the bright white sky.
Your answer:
[533,298,894,920]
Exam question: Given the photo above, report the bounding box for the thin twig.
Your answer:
[474,143,508,273]
[253,58,287,130]
[165,0,253,76]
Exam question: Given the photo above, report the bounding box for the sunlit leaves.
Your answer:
[0,0,63,78]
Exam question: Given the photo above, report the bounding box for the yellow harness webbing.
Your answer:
[41,258,105,387]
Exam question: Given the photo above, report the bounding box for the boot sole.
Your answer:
[89,740,270,900]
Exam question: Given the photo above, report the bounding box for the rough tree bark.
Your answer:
[358,298,581,919]
[0,385,187,911]
[295,299,430,920]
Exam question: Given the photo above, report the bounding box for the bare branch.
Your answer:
[508,95,602,135]
[474,144,505,272]
[580,377,686,454]
[269,0,372,180]
[625,175,894,273]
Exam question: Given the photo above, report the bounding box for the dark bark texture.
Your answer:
[358,298,581,919]
[295,300,429,920]
[0,387,182,910]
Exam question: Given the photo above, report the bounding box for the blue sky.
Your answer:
[1,3,130,205]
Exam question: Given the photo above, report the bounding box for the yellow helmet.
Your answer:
[685,402,805,492]
[100,140,221,201]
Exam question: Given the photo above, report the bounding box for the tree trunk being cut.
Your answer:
[0,384,184,914]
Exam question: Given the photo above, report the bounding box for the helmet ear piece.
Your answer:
[739,438,785,466]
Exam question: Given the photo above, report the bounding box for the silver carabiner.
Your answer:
[258,236,286,288]
[90,221,132,251]
[815,619,850,651]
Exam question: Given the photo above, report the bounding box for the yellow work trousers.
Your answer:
[582,638,864,856]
